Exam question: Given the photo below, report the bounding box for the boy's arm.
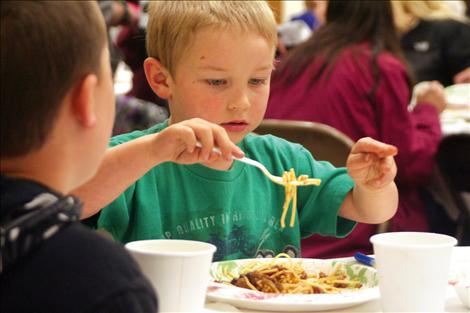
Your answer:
[74,118,244,219]
[338,137,399,223]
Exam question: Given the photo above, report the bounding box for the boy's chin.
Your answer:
[228,133,246,144]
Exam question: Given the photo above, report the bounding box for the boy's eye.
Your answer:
[206,79,227,86]
[249,78,267,86]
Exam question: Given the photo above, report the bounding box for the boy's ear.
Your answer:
[144,57,172,99]
[70,74,98,128]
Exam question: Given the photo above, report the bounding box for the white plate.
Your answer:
[207,258,379,312]
[445,83,470,108]
[410,82,470,110]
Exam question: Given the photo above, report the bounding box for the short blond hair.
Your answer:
[146,1,277,75]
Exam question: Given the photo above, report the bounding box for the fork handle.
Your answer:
[195,142,240,159]
[195,141,221,154]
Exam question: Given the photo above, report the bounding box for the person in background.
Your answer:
[392,0,470,85]
[276,1,327,57]
[0,2,157,312]
[290,0,327,31]
[107,0,170,135]
[99,1,169,135]
[277,19,313,54]
[77,1,399,262]
[112,94,169,135]
[98,0,140,75]
[266,0,446,258]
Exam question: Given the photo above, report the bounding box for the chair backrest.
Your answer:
[435,133,470,245]
[437,134,470,192]
[254,119,354,167]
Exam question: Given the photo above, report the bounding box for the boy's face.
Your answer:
[168,28,275,144]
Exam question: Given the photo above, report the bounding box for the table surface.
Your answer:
[205,246,469,313]
[441,106,470,135]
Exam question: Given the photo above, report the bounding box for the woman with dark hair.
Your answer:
[266,0,446,258]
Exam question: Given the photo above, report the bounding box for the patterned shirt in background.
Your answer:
[113,94,169,135]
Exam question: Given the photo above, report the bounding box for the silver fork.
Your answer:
[195,142,284,185]
[235,156,285,185]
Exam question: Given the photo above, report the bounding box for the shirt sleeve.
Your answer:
[96,187,134,241]
[295,147,356,238]
[82,126,162,238]
[81,147,135,240]
[442,20,470,77]
[375,56,441,186]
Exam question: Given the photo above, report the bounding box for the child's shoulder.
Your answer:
[110,120,168,147]
[245,132,302,148]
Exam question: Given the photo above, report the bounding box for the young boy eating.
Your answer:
[1,1,241,311]
[79,1,398,261]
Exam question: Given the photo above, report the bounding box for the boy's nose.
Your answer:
[228,89,251,111]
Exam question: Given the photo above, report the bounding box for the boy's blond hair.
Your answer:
[146,1,277,76]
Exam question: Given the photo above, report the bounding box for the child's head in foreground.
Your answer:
[0,1,114,191]
[144,1,278,144]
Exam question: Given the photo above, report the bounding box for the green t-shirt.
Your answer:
[86,120,356,261]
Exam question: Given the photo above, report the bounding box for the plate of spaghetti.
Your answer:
[207,254,378,311]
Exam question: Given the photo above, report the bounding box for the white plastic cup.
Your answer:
[125,239,216,312]
[370,232,457,312]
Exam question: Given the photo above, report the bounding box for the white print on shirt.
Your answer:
[220,212,242,224]
[174,215,217,235]
[414,41,430,52]
[163,210,280,239]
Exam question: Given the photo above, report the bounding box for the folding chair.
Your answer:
[434,133,470,245]
[254,119,354,167]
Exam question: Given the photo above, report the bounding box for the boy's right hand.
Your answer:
[150,118,244,164]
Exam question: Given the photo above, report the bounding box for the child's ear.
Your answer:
[144,57,172,99]
[70,74,98,128]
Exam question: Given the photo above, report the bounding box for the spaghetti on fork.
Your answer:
[280,168,321,228]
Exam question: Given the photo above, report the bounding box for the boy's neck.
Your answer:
[201,158,234,171]
[1,152,71,194]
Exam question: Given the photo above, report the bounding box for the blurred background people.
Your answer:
[392,0,470,86]
[99,0,169,135]
[98,0,140,75]
[114,0,165,106]
[277,19,313,54]
[112,95,168,135]
[290,0,327,31]
[392,0,470,237]
[266,0,446,258]
[276,1,327,58]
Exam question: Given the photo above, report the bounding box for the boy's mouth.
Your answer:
[221,120,248,132]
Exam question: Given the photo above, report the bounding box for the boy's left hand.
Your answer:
[346,137,398,190]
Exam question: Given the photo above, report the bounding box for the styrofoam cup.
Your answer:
[370,232,457,312]
[126,239,216,312]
